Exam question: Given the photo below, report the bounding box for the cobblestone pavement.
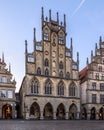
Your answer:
[0,120,104,130]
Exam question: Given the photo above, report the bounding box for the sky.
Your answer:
[0,0,104,92]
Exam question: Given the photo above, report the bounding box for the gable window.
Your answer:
[44,29,49,40]
[1,90,6,98]
[8,90,13,98]
[1,76,7,83]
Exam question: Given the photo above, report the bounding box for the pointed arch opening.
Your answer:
[56,103,65,119]
[2,104,12,119]
[99,107,104,120]
[30,102,40,119]
[81,107,87,119]
[43,103,53,119]
[69,104,77,120]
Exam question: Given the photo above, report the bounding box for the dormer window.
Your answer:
[44,29,49,40]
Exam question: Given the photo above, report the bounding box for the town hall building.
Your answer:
[19,7,80,120]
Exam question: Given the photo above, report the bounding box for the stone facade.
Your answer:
[80,36,104,120]
[19,8,80,120]
[0,54,16,119]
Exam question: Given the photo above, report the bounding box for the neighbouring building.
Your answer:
[19,7,80,120]
[80,36,104,120]
[0,53,16,119]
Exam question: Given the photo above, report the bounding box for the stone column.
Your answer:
[65,112,69,120]
[53,112,56,120]
[40,111,44,120]
[96,111,99,120]
[76,112,80,119]
[87,109,91,120]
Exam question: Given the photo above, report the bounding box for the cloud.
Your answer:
[71,0,86,17]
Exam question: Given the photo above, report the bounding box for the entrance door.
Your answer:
[2,104,12,119]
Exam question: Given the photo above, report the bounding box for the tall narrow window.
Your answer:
[100,83,104,90]
[59,33,64,44]
[92,94,96,103]
[1,90,6,98]
[58,81,64,96]
[31,79,39,94]
[59,61,63,69]
[59,71,63,78]
[100,94,104,103]
[45,80,52,94]
[92,83,96,90]
[69,84,76,96]
[37,67,41,75]
[66,72,70,79]
[45,68,49,76]
[44,29,49,40]
[45,59,49,67]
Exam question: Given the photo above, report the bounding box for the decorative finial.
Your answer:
[64,14,66,27]
[57,12,59,23]
[86,57,89,65]
[70,38,73,57]
[25,40,28,53]
[9,63,11,73]
[2,52,4,63]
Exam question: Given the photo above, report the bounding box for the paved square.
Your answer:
[0,120,104,130]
